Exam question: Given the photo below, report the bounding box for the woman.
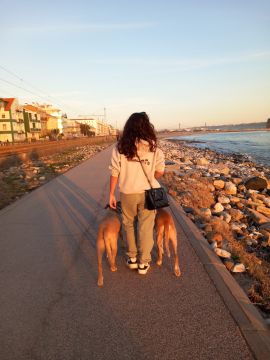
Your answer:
[109,112,165,275]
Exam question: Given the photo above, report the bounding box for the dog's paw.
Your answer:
[156,259,162,266]
[174,268,181,277]
[110,266,117,272]
[97,277,104,287]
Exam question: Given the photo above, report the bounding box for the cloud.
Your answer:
[88,50,270,70]
[9,22,155,33]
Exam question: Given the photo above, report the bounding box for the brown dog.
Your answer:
[96,203,122,287]
[155,208,181,277]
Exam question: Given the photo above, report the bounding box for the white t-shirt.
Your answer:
[109,140,165,194]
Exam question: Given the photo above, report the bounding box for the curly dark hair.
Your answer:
[117,112,157,159]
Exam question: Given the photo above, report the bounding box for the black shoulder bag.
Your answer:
[137,154,169,210]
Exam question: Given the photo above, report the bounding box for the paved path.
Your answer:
[0,146,253,360]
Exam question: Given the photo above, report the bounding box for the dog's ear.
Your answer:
[104,204,110,209]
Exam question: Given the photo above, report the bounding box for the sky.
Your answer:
[1,0,270,130]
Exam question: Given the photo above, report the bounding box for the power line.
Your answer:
[0,64,78,113]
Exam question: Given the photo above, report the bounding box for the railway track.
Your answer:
[0,136,115,164]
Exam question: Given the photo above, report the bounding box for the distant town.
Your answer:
[0,97,118,144]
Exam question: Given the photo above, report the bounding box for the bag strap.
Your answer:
[137,153,153,189]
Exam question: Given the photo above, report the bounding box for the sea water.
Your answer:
[170,131,270,167]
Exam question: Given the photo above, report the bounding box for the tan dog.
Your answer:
[96,203,122,287]
[155,208,181,277]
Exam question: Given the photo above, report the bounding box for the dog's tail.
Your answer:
[164,222,171,258]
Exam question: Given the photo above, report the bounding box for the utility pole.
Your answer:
[179,123,181,130]
[104,107,106,123]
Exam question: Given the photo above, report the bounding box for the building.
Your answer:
[36,104,64,133]
[62,118,81,137]
[0,98,19,142]
[22,104,42,140]
[71,117,112,136]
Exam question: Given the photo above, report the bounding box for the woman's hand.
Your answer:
[109,193,117,209]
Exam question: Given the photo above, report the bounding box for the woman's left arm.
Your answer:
[154,148,165,179]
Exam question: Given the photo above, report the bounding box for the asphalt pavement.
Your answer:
[0,145,254,360]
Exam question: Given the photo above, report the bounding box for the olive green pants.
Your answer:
[120,192,155,264]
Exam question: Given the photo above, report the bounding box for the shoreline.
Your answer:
[159,139,270,317]
[165,130,270,168]
[157,128,270,139]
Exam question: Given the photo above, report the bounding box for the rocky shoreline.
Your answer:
[0,143,112,210]
[159,139,270,317]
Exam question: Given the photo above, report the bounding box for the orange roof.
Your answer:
[2,98,15,111]
[23,104,39,113]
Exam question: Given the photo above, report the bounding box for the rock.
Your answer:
[256,206,270,217]
[213,203,224,213]
[196,157,209,166]
[223,212,232,223]
[232,177,242,185]
[245,176,268,191]
[218,196,230,204]
[224,259,234,271]
[210,241,217,250]
[165,160,176,165]
[259,222,270,232]
[204,224,213,233]
[260,229,270,244]
[183,206,194,214]
[248,209,270,224]
[214,248,231,258]
[39,176,46,181]
[263,198,270,207]
[232,263,246,273]
[206,232,223,245]
[213,180,225,189]
[168,189,177,197]
[224,182,237,195]
[238,184,246,192]
[228,208,244,221]
[230,196,240,203]
[199,208,212,218]
[209,164,230,175]
[231,223,243,233]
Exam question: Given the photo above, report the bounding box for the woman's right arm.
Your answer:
[109,147,121,208]
[109,176,118,208]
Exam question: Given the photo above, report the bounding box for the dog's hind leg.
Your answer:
[156,226,164,266]
[97,232,105,286]
[170,228,181,277]
[164,223,171,258]
[104,235,117,272]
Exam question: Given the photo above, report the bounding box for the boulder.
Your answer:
[259,222,270,232]
[223,212,232,223]
[199,208,212,218]
[248,209,270,224]
[228,208,244,221]
[210,241,217,250]
[232,177,242,185]
[224,259,235,271]
[232,263,246,273]
[196,157,209,166]
[206,231,223,245]
[213,203,224,213]
[218,196,230,204]
[214,248,231,258]
[224,182,237,195]
[213,180,225,189]
[245,176,268,191]
[256,206,270,217]
[263,197,270,207]
[230,196,240,203]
